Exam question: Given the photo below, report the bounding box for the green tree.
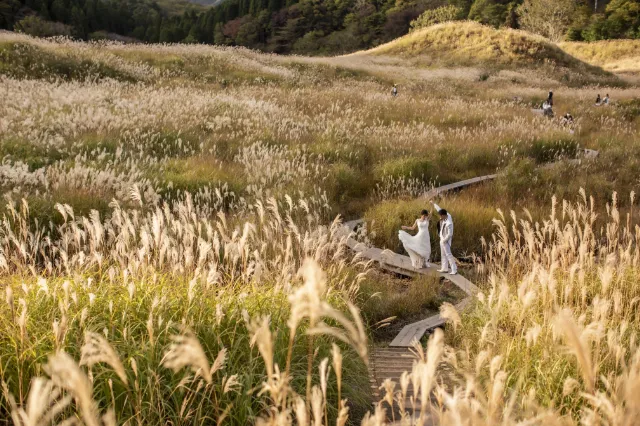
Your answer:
[0,0,21,29]
[504,1,519,27]
[602,0,640,38]
[468,0,513,27]
[14,14,73,36]
[71,5,87,38]
[213,22,229,44]
[292,29,323,52]
[410,5,461,31]
[448,0,473,17]
[39,3,52,21]
[84,0,99,31]
[51,0,69,23]
[518,0,577,41]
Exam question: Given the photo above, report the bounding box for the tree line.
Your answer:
[1,0,638,54]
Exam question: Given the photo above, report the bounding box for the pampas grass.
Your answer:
[3,28,640,426]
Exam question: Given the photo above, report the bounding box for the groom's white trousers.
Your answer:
[440,241,457,273]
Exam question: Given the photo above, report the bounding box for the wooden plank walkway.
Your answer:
[368,346,438,426]
[342,150,598,423]
[424,174,497,199]
[341,175,494,424]
[343,170,485,347]
[343,219,479,347]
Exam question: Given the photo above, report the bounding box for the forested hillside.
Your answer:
[1,0,638,54]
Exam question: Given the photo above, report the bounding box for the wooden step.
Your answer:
[373,348,414,353]
[372,355,415,362]
[346,174,500,425]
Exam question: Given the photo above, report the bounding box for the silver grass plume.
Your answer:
[439,302,461,332]
[6,377,72,426]
[161,328,212,384]
[80,332,128,386]
[553,309,595,393]
[43,351,101,426]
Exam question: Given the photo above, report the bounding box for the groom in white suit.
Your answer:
[433,202,457,275]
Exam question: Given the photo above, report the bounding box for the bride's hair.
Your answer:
[421,209,429,217]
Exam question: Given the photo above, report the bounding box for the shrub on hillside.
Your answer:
[468,0,512,28]
[410,5,462,31]
[14,16,72,38]
[617,98,640,121]
[0,41,136,81]
[495,157,540,203]
[326,162,375,212]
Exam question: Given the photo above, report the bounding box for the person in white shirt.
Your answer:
[432,201,457,275]
[391,84,398,97]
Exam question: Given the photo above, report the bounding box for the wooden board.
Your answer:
[340,176,492,347]
[350,156,599,423]
[390,315,445,347]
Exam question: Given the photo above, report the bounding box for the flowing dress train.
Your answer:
[398,219,431,268]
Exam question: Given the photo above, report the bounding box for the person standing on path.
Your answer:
[433,201,457,275]
[392,84,398,97]
[398,209,431,269]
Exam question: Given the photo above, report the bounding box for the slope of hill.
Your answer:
[3,28,640,426]
[357,22,609,74]
[560,39,640,74]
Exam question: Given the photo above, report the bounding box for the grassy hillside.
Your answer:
[355,22,615,82]
[2,31,640,426]
[561,39,640,73]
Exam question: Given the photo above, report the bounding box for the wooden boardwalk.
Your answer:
[368,346,438,425]
[341,176,492,423]
[344,218,478,347]
[342,150,599,422]
[343,174,487,345]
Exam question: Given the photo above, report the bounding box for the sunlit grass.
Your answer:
[2,29,640,425]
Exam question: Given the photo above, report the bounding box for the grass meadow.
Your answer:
[2,25,640,425]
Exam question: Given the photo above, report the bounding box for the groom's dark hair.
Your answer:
[439,209,448,217]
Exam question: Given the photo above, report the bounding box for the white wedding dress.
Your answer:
[398,218,431,269]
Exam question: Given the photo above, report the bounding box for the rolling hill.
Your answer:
[358,22,604,71]
[346,21,626,85]
[560,39,640,74]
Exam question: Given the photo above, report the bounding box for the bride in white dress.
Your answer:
[398,209,431,269]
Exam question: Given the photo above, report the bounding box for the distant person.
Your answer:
[391,84,398,97]
[542,101,554,117]
[596,94,602,105]
[561,112,575,132]
[547,91,554,107]
[432,201,457,275]
[399,209,431,269]
[603,94,610,105]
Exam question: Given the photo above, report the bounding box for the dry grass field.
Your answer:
[561,38,640,74]
[2,24,640,425]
